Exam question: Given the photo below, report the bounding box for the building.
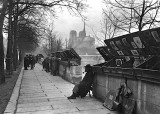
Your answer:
[68,22,97,55]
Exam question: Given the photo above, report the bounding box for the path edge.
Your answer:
[3,68,24,114]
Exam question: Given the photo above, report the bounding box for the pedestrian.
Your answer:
[30,55,35,70]
[45,57,50,72]
[24,55,29,70]
[28,54,32,68]
[42,58,46,71]
[52,55,56,75]
[50,57,53,75]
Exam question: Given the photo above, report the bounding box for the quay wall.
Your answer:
[92,70,160,114]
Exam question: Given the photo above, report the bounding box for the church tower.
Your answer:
[79,21,86,39]
[69,30,77,48]
[83,21,86,37]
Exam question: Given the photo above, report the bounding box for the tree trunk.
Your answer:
[13,18,18,71]
[19,49,22,65]
[6,0,13,74]
[0,32,5,84]
[0,0,8,84]
[13,1,20,70]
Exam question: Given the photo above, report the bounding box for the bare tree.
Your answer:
[64,38,70,49]
[0,0,87,83]
[91,27,105,46]
[56,38,63,51]
[103,0,160,32]
[102,10,120,38]
[40,24,64,55]
[90,11,119,46]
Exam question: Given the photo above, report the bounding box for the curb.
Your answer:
[3,68,24,114]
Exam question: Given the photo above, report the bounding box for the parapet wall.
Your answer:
[59,61,82,84]
[93,70,160,114]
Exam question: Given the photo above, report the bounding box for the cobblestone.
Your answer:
[4,64,118,114]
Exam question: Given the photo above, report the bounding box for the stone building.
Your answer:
[68,23,97,55]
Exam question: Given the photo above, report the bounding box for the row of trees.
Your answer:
[40,24,64,56]
[2,0,159,83]
[0,0,86,84]
[95,0,160,45]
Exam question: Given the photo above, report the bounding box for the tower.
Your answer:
[83,20,86,37]
[69,30,77,48]
[79,21,86,39]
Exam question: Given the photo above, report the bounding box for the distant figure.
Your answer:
[24,55,29,70]
[67,64,95,99]
[45,57,50,72]
[53,56,60,75]
[50,57,53,75]
[52,55,59,75]
[30,55,36,70]
[42,57,50,72]
[42,58,46,71]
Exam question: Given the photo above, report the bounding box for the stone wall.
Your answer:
[93,71,160,114]
[59,62,82,84]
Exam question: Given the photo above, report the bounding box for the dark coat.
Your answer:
[78,70,95,98]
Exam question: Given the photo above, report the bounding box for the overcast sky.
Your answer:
[53,0,104,39]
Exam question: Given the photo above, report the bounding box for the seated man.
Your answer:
[67,64,95,99]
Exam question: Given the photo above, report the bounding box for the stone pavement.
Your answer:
[4,64,119,114]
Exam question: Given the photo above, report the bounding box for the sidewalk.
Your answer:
[4,64,118,114]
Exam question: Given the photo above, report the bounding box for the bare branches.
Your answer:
[12,0,86,17]
[39,23,64,55]
[103,0,160,32]
[91,27,105,46]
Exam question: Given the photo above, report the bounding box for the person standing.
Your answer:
[45,57,50,72]
[30,55,35,70]
[24,55,29,70]
[42,58,46,71]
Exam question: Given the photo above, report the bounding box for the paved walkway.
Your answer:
[4,64,118,114]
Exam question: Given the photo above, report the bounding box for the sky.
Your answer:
[53,0,104,39]
[3,0,105,51]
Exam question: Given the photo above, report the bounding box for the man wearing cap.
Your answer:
[67,64,95,99]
